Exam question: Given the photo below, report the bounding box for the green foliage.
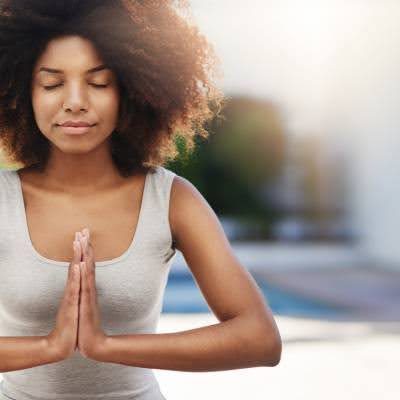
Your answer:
[166,95,288,238]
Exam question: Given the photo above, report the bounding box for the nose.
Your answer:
[62,83,89,112]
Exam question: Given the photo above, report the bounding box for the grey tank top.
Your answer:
[0,165,177,400]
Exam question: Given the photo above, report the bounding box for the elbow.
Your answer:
[239,314,282,367]
[263,337,282,366]
[255,327,282,367]
[268,339,282,366]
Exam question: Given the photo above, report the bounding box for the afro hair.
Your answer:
[0,0,224,175]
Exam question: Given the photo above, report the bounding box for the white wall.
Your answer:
[323,3,400,269]
[192,1,400,268]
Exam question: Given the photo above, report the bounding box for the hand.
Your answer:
[46,235,82,361]
[76,228,108,360]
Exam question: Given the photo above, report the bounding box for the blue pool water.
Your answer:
[162,272,351,320]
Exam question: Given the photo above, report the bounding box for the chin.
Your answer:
[50,140,92,153]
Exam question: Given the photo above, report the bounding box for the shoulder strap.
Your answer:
[138,166,177,254]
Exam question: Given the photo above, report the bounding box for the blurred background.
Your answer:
[161,1,400,398]
[1,0,399,399]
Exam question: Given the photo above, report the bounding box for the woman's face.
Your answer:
[31,35,120,155]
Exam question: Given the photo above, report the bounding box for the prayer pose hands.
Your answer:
[75,228,107,360]
[47,228,107,361]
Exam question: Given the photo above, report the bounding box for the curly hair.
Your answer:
[0,0,224,176]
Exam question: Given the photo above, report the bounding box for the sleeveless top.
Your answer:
[0,165,177,400]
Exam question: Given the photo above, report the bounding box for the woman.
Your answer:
[0,1,282,399]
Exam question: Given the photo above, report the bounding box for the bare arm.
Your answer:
[92,176,281,371]
[96,314,278,371]
[0,336,60,373]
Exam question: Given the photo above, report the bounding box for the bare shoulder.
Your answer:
[169,174,229,252]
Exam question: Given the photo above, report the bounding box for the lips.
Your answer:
[58,121,95,127]
[58,125,94,135]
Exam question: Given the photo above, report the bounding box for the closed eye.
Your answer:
[90,84,109,88]
[43,83,109,90]
[43,84,62,90]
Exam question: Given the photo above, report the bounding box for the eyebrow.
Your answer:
[37,64,110,75]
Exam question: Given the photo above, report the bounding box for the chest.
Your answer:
[22,182,144,263]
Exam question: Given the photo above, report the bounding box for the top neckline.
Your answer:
[12,168,152,267]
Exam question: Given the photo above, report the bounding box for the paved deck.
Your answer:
[156,313,400,400]
[156,262,400,399]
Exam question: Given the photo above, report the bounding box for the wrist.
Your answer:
[44,335,67,363]
[92,334,111,362]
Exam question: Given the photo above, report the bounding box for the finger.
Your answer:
[85,240,95,275]
[78,233,88,258]
[82,258,95,294]
[79,231,95,275]
[80,261,89,293]
[79,262,86,303]
[75,231,83,258]
[69,242,80,282]
[67,263,80,298]
[80,262,91,313]
[82,236,89,256]
[73,240,81,264]
[81,228,90,250]
[82,239,94,276]
[82,227,90,240]
[82,261,98,321]
[75,231,83,244]
[72,264,80,292]
[78,262,86,320]
[79,229,88,241]
[77,231,83,246]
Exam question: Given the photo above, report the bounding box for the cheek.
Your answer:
[31,90,59,128]
[94,92,120,125]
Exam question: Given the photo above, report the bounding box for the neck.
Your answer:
[38,143,124,194]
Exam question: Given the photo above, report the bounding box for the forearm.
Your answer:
[0,336,60,373]
[97,316,277,372]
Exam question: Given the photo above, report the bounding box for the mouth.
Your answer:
[56,124,96,135]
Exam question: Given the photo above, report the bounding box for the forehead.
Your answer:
[33,35,109,75]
